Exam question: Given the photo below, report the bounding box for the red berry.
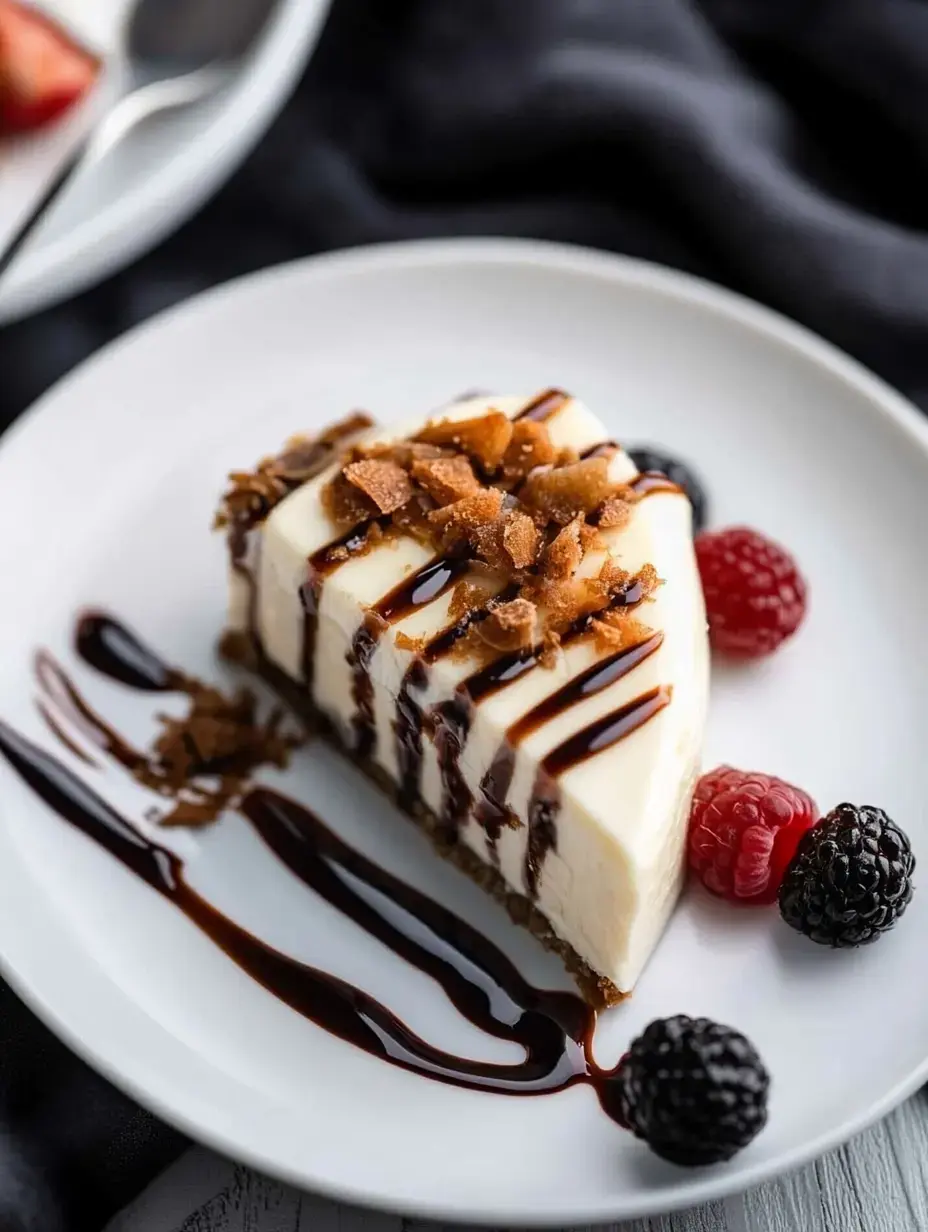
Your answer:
[688,766,818,904]
[0,1,98,137]
[695,526,807,658]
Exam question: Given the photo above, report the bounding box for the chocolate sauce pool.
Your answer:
[0,614,630,1117]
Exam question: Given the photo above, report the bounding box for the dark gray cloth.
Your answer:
[0,0,925,1227]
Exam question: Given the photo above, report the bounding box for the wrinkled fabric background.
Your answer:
[0,0,926,1227]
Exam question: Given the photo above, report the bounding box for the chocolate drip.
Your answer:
[9,612,663,1113]
[519,686,671,900]
[579,440,619,460]
[514,389,571,423]
[422,582,522,665]
[35,650,146,775]
[431,691,474,842]
[0,711,643,1108]
[301,517,387,694]
[464,575,647,711]
[475,744,517,863]
[347,612,386,759]
[541,685,672,779]
[374,554,472,625]
[506,632,664,747]
[627,471,683,498]
[394,659,428,810]
[474,632,664,864]
[525,776,560,898]
[75,612,180,692]
[351,553,473,764]
[427,575,649,856]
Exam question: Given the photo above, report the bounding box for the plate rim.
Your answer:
[0,0,332,323]
[1,237,927,1223]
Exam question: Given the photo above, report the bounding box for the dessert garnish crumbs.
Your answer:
[219,396,665,673]
[135,673,303,827]
[213,411,374,537]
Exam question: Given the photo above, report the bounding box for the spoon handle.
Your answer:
[0,64,230,289]
[0,145,87,286]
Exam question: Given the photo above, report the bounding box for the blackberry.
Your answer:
[779,803,915,947]
[626,447,708,533]
[613,1015,769,1166]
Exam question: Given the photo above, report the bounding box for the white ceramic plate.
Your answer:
[0,239,926,1225]
[0,0,331,323]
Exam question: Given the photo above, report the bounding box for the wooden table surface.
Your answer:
[108,1086,928,1232]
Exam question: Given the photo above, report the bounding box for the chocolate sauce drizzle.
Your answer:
[540,685,672,780]
[627,471,683,498]
[521,685,672,896]
[430,573,654,862]
[514,389,570,422]
[2,616,636,1116]
[579,440,619,460]
[263,403,675,898]
[394,659,428,811]
[300,517,390,694]
[475,631,665,868]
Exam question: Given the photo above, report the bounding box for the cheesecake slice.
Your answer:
[216,392,709,1006]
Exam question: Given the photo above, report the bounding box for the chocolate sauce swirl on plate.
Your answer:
[0,614,636,1116]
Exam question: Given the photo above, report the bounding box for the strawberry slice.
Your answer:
[0,0,98,136]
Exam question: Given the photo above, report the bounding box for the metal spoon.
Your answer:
[0,0,281,281]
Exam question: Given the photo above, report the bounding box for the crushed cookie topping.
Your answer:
[416,410,513,471]
[135,676,302,827]
[242,393,669,666]
[213,411,374,537]
[343,458,412,514]
[474,598,538,652]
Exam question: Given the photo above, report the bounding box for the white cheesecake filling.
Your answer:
[226,394,709,992]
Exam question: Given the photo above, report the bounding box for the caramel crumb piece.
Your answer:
[448,579,497,622]
[411,456,481,505]
[590,614,653,653]
[542,517,585,580]
[133,678,303,828]
[502,512,539,569]
[323,471,378,527]
[417,411,513,471]
[599,558,632,594]
[273,412,374,481]
[392,491,437,544]
[539,628,562,668]
[344,458,413,515]
[520,456,616,524]
[395,631,426,653]
[213,411,374,532]
[429,488,504,541]
[579,522,604,553]
[630,561,661,599]
[218,628,258,669]
[597,496,633,530]
[501,421,556,482]
[470,520,512,571]
[476,598,538,652]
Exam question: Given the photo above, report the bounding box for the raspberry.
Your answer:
[688,766,818,903]
[695,526,807,658]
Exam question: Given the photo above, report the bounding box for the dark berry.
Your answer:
[779,803,915,946]
[688,766,818,903]
[695,526,807,658]
[626,447,708,533]
[614,1015,769,1166]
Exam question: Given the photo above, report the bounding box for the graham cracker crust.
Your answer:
[220,629,623,1010]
